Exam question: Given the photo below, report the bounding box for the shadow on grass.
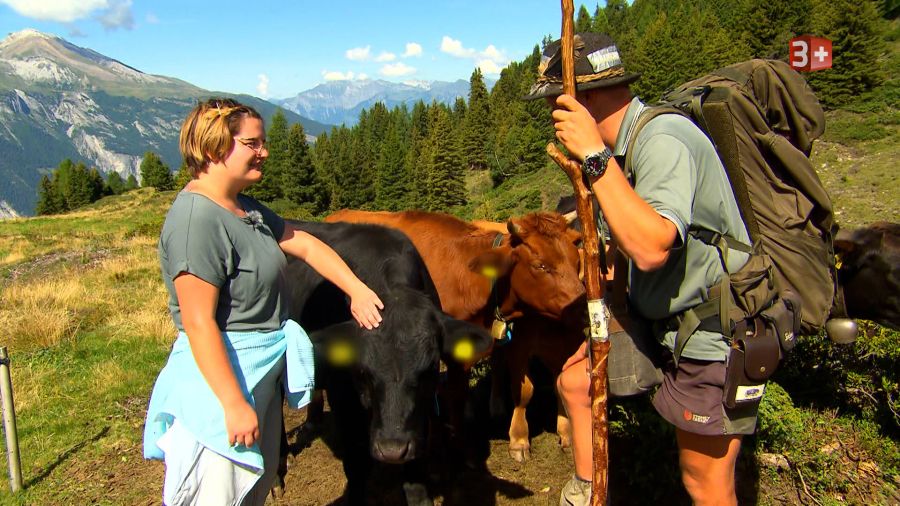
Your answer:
[24,425,110,488]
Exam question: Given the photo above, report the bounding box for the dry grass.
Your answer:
[0,278,85,350]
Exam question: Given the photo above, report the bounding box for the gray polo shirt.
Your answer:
[614,97,750,361]
[158,191,289,332]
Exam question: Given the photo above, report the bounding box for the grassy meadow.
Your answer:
[0,78,898,505]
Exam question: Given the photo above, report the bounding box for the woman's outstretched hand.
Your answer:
[350,283,384,330]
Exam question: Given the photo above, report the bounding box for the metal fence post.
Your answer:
[0,347,23,492]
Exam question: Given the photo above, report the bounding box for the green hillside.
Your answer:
[0,91,897,502]
[0,6,897,505]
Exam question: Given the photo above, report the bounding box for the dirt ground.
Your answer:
[269,406,575,506]
[36,374,894,506]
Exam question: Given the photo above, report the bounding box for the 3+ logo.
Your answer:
[790,35,832,72]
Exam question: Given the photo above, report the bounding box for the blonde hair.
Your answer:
[179,98,264,177]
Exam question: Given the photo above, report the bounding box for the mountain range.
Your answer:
[0,29,490,218]
[0,29,328,218]
[275,78,494,127]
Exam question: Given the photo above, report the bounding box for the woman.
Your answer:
[143,98,383,505]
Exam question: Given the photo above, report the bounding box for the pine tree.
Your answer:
[462,68,492,171]
[124,174,139,192]
[105,171,125,195]
[604,0,630,41]
[174,162,192,189]
[452,96,467,127]
[375,119,410,211]
[741,0,812,60]
[283,123,325,213]
[246,109,287,201]
[67,162,96,208]
[404,101,431,209]
[630,11,678,101]
[53,159,74,207]
[576,5,594,33]
[424,107,466,211]
[311,131,337,210]
[35,174,63,215]
[807,0,887,107]
[140,151,174,191]
[592,5,610,34]
[87,168,105,201]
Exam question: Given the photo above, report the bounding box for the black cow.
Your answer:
[284,221,493,505]
[835,221,900,329]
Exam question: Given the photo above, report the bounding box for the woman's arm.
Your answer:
[174,273,259,447]
[278,224,384,329]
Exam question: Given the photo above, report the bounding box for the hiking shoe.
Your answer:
[559,475,591,506]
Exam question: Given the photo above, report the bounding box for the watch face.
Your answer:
[583,150,609,178]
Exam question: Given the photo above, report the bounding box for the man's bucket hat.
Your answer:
[523,32,640,101]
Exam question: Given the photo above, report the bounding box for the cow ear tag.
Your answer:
[452,338,475,362]
[481,265,498,279]
[490,319,513,344]
[328,339,356,367]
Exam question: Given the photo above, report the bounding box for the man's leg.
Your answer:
[676,430,741,506]
[556,341,592,481]
[653,358,758,506]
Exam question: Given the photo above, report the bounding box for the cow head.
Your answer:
[469,212,584,323]
[311,287,492,464]
[834,221,900,329]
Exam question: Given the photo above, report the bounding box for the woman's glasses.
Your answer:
[235,137,267,154]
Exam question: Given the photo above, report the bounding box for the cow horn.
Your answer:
[507,220,522,236]
[562,210,578,224]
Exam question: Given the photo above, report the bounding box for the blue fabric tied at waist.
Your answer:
[143,319,314,472]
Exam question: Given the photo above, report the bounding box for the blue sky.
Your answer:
[0,0,603,99]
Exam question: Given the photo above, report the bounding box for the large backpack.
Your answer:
[623,59,844,350]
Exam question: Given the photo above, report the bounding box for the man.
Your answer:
[524,33,753,506]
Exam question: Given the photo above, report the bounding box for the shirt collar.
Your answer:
[612,96,646,158]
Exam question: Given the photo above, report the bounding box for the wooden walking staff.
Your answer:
[546,1,610,504]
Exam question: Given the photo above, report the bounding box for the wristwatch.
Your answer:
[582,147,613,178]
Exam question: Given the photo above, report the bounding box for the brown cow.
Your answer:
[326,210,585,325]
[325,209,585,462]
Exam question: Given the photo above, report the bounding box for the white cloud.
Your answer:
[477,59,503,75]
[67,25,87,37]
[0,0,109,22]
[380,62,416,77]
[345,46,371,61]
[482,44,506,62]
[145,12,159,24]
[441,36,509,74]
[323,70,354,81]
[403,42,422,58]
[97,0,133,31]
[256,74,269,97]
[322,70,370,81]
[375,52,396,62]
[440,36,475,58]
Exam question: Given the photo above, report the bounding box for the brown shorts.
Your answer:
[651,357,760,436]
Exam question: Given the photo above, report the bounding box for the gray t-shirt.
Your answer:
[158,191,288,332]
[613,97,750,361]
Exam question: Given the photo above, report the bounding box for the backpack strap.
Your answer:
[622,106,682,182]
[622,99,754,365]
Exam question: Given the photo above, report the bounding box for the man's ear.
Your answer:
[438,313,494,366]
[309,321,360,369]
[469,246,515,279]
